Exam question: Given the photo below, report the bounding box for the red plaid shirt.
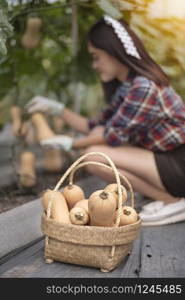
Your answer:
[88,72,185,152]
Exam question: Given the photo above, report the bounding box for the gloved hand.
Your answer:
[26,96,65,116]
[40,135,74,151]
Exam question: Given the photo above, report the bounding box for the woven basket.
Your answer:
[41,151,141,272]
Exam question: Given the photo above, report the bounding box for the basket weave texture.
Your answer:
[41,151,141,272]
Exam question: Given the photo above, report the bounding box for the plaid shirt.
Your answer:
[88,72,185,152]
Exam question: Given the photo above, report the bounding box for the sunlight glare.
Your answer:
[149,0,185,18]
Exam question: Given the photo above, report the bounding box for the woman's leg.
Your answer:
[83,145,179,203]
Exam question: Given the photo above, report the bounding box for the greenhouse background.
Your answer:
[0,0,185,128]
[1,0,185,281]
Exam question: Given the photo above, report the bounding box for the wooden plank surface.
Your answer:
[0,237,142,278]
[0,175,185,278]
[0,176,142,278]
[139,223,185,278]
[1,221,185,278]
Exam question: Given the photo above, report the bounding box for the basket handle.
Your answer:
[51,151,134,227]
[46,152,121,221]
[69,161,135,208]
[45,152,135,258]
[53,151,121,192]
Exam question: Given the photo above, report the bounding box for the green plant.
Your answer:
[0,0,185,131]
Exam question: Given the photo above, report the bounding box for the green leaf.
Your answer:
[0,39,7,56]
[0,9,13,57]
[110,0,136,11]
[96,0,122,18]
[0,0,8,10]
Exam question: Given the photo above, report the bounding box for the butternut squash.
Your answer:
[69,207,89,225]
[42,189,71,224]
[10,105,22,137]
[21,17,42,49]
[25,121,36,145]
[31,112,55,142]
[31,113,63,171]
[88,190,117,227]
[104,183,127,208]
[20,121,36,145]
[19,151,36,188]
[74,199,89,212]
[52,116,64,134]
[43,148,64,172]
[118,206,138,226]
[62,184,85,210]
[20,121,29,137]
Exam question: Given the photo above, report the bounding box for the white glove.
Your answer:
[40,135,74,151]
[26,96,65,116]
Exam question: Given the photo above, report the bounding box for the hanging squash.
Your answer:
[21,17,42,50]
[19,121,36,145]
[19,151,36,188]
[52,116,65,134]
[10,105,22,137]
[43,148,64,172]
[25,121,37,145]
[20,121,29,137]
[31,112,63,172]
[30,112,55,142]
[31,112,63,171]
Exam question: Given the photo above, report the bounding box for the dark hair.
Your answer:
[88,18,169,102]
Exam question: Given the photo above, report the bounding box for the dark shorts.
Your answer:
[154,144,185,197]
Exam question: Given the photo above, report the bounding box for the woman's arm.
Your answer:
[73,126,106,149]
[61,94,117,135]
[73,134,106,149]
[61,107,90,134]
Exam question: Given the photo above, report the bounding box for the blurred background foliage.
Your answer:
[0,0,185,127]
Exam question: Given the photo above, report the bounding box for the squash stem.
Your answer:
[100,191,108,200]
[123,209,131,216]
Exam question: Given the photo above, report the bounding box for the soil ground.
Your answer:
[0,168,87,214]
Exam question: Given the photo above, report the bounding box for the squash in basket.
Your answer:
[63,184,85,210]
[69,206,89,225]
[118,206,138,226]
[74,199,89,212]
[88,190,117,227]
[42,189,71,224]
[104,183,127,207]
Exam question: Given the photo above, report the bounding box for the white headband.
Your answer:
[103,15,141,60]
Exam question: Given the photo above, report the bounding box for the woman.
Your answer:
[26,16,185,226]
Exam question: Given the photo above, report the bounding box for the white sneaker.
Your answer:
[139,198,185,226]
[141,200,164,213]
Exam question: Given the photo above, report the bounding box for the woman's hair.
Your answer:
[87,18,169,103]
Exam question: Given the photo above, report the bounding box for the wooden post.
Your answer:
[70,0,82,113]
[71,0,78,57]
